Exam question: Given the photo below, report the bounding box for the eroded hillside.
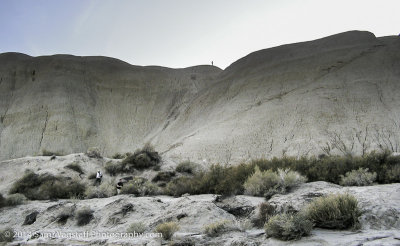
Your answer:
[1,31,400,163]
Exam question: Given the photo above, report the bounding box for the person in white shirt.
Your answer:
[95,170,103,186]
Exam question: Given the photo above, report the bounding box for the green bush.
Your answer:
[243,167,306,198]
[57,207,75,225]
[152,171,176,183]
[5,193,27,206]
[250,150,399,184]
[305,193,361,229]
[244,167,280,197]
[112,153,125,159]
[85,181,116,199]
[104,161,124,176]
[279,168,308,190]
[86,147,102,158]
[9,170,86,200]
[121,177,160,196]
[265,212,313,241]
[252,202,276,228]
[65,162,85,175]
[127,222,146,234]
[105,144,161,175]
[0,227,14,242]
[385,164,400,183]
[203,220,232,237]
[176,161,197,174]
[339,168,377,186]
[162,150,399,197]
[76,207,94,226]
[155,222,179,240]
[165,177,196,197]
[39,180,86,200]
[122,146,161,170]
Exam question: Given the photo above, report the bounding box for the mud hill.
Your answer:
[1,31,400,163]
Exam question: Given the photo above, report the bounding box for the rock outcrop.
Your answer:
[1,31,400,164]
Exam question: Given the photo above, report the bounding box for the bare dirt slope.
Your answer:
[1,31,400,163]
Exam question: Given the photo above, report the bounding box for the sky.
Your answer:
[0,0,399,69]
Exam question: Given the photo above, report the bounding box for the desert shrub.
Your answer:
[305,193,361,229]
[155,221,179,240]
[121,144,161,170]
[127,222,146,234]
[250,150,400,184]
[155,150,399,197]
[166,163,255,196]
[265,212,313,241]
[86,147,102,158]
[244,167,306,198]
[76,207,94,226]
[5,193,27,206]
[121,177,160,196]
[152,171,176,183]
[112,152,125,159]
[252,202,276,228]
[57,207,75,225]
[339,168,377,186]
[279,169,308,190]
[244,167,280,197]
[0,227,14,242]
[39,180,86,200]
[203,220,232,237]
[0,194,5,208]
[65,162,85,175]
[212,163,255,195]
[85,181,116,199]
[385,164,400,183]
[104,161,124,176]
[176,161,197,174]
[41,149,62,156]
[9,170,86,200]
[105,144,161,175]
[165,177,196,197]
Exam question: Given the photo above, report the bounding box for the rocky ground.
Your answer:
[0,154,399,245]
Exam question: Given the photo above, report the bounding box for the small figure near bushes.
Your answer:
[116,179,124,195]
[95,170,103,186]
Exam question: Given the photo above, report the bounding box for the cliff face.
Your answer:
[1,31,400,163]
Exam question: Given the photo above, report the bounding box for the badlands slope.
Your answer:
[1,31,400,163]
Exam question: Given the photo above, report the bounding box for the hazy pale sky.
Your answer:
[0,0,399,69]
